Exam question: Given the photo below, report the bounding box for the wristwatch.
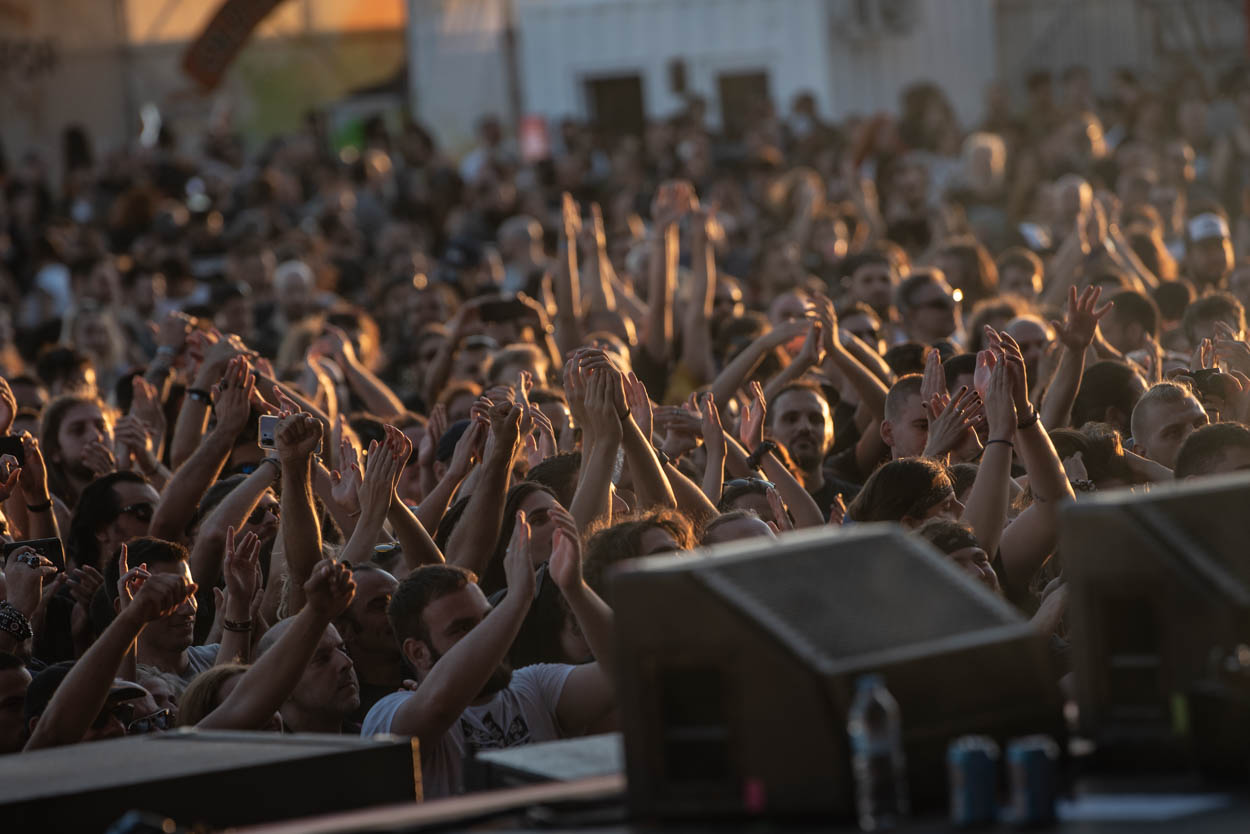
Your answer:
[745,440,779,471]
[0,601,33,642]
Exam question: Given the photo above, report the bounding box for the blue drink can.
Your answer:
[1006,735,1059,826]
[947,735,999,827]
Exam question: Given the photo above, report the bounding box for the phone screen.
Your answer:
[257,415,279,449]
[0,436,24,466]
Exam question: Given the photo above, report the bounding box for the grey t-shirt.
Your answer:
[362,663,574,799]
[180,643,220,684]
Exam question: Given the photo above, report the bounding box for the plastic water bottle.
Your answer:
[847,674,908,831]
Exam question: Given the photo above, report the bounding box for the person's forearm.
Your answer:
[621,417,676,511]
[561,581,616,678]
[17,491,58,541]
[1017,421,1075,505]
[701,450,726,505]
[445,446,513,576]
[664,460,718,527]
[581,243,616,313]
[829,346,889,421]
[169,398,211,471]
[569,436,618,533]
[190,465,276,587]
[960,443,1013,558]
[757,452,825,528]
[199,605,327,730]
[341,359,406,421]
[423,337,459,407]
[414,466,466,535]
[710,340,775,415]
[607,271,649,325]
[554,239,584,359]
[642,229,675,364]
[389,498,444,569]
[392,592,529,741]
[763,356,816,405]
[1041,235,1085,308]
[311,461,358,538]
[722,433,754,478]
[1109,227,1158,289]
[150,426,235,541]
[678,237,716,384]
[281,455,321,615]
[843,333,895,384]
[25,608,145,750]
[340,492,390,566]
[216,593,254,666]
[1039,348,1085,430]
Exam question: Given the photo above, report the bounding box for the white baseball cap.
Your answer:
[1187,212,1230,242]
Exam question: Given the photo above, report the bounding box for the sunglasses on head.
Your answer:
[724,478,775,491]
[118,502,155,523]
[127,708,174,735]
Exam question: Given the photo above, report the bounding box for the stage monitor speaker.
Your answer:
[1062,472,1250,777]
[611,525,1062,819]
[0,729,419,830]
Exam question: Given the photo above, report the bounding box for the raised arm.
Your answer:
[149,357,253,542]
[710,319,809,410]
[341,426,412,566]
[553,193,585,358]
[385,514,535,751]
[738,383,825,529]
[816,294,889,421]
[414,419,483,536]
[445,401,520,577]
[189,461,279,589]
[578,203,617,314]
[199,560,355,731]
[679,207,719,385]
[319,325,406,422]
[215,527,262,666]
[960,360,1016,559]
[1040,286,1111,429]
[26,573,195,751]
[700,395,727,505]
[15,432,59,541]
[568,364,622,533]
[642,183,688,369]
[548,514,616,735]
[275,413,325,615]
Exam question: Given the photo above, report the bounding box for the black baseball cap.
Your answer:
[24,661,146,721]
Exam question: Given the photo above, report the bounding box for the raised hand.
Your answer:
[794,319,826,368]
[740,381,767,451]
[128,572,197,624]
[319,324,360,369]
[812,293,842,356]
[359,425,410,511]
[329,434,362,515]
[0,377,16,435]
[984,360,1018,442]
[276,412,323,462]
[829,493,847,527]
[0,455,20,503]
[115,544,149,614]
[447,419,486,479]
[155,311,195,355]
[996,330,1033,415]
[115,415,157,474]
[766,486,793,532]
[1213,321,1250,376]
[224,526,262,606]
[920,347,948,405]
[700,393,726,460]
[563,358,590,431]
[622,372,654,442]
[212,356,256,437]
[4,545,58,617]
[302,558,356,620]
[583,370,624,447]
[503,511,537,601]
[129,376,167,449]
[923,386,982,458]
[547,508,584,593]
[81,440,117,480]
[1051,285,1112,352]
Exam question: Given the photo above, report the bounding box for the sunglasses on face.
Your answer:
[118,502,155,523]
[127,708,174,735]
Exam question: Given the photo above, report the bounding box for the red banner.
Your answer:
[182,0,287,91]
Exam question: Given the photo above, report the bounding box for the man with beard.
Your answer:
[336,564,403,723]
[116,538,218,684]
[363,513,614,798]
[766,383,860,515]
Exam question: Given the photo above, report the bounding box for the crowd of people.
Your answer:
[3,58,1250,805]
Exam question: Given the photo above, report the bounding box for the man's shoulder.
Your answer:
[509,663,577,703]
[361,690,411,736]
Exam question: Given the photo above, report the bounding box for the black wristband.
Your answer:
[984,439,1014,449]
[0,601,33,641]
[746,440,779,470]
[25,500,52,513]
[654,447,672,467]
[186,388,213,405]
[1017,409,1040,430]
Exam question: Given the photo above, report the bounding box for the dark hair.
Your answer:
[349,415,388,450]
[1049,424,1135,485]
[481,482,560,595]
[1072,361,1145,432]
[896,271,942,312]
[435,419,470,463]
[583,509,695,596]
[916,518,979,554]
[35,346,93,391]
[66,471,150,570]
[104,537,189,604]
[885,374,924,422]
[766,380,828,425]
[388,564,476,645]
[1182,293,1245,346]
[39,393,108,506]
[1153,279,1196,322]
[936,238,998,305]
[845,458,953,524]
[525,452,581,508]
[995,247,1043,279]
[966,297,1029,353]
[883,342,927,376]
[942,353,977,389]
[700,509,767,545]
[195,474,248,530]
[948,462,979,499]
[717,480,771,512]
[1175,423,1250,479]
[839,251,893,285]
[1106,289,1160,339]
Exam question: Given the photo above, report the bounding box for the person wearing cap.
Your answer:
[1184,210,1234,290]
[24,571,196,751]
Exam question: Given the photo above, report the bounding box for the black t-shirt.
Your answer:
[809,474,862,518]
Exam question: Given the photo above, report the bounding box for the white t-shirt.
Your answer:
[361,663,574,799]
